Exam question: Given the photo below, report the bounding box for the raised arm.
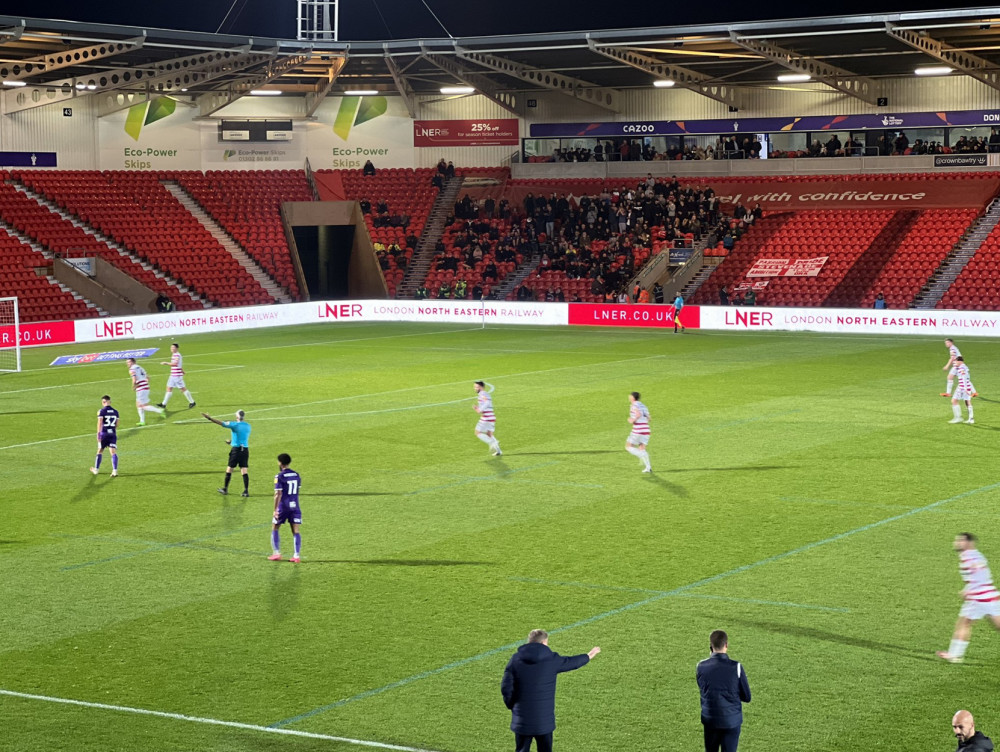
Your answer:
[201,413,224,427]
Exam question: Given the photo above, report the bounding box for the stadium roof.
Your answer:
[4,7,1000,115]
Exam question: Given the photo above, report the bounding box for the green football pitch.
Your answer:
[2,321,1000,752]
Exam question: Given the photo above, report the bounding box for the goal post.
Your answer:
[0,297,21,373]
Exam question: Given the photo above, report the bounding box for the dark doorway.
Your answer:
[292,225,355,299]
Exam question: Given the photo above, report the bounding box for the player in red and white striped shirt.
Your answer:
[157,343,196,410]
[949,357,975,425]
[474,380,501,456]
[941,338,962,397]
[127,357,164,426]
[937,532,1000,663]
[626,391,651,473]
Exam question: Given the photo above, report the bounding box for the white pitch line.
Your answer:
[0,689,445,752]
[0,365,244,396]
[0,423,166,452]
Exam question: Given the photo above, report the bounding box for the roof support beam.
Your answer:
[421,51,519,115]
[384,46,416,118]
[197,52,314,116]
[728,32,880,104]
[886,24,1000,91]
[5,45,267,114]
[456,46,620,112]
[0,37,145,81]
[588,41,745,109]
[303,55,346,117]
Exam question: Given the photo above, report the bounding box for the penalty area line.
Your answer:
[0,689,446,752]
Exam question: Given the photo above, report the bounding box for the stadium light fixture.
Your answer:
[249,89,282,96]
[914,65,953,76]
[441,86,475,94]
[344,89,379,95]
[777,73,811,83]
[653,79,675,88]
[2,80,26,87]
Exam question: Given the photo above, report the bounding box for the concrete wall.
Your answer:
[54,256,156,314]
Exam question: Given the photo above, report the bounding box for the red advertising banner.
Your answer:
[710,177,1000,210]
[567,303,700,329]
[413,119,520,147]
[0,320,76,349]
[747,256,828,277]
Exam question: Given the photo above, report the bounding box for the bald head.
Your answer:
[953,710,975,742]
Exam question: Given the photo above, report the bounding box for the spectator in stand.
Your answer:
[454,279,468,299]
[873,292,887,309]
[431,172,444,190]
[471,282,483,300]
[363,160,376,176]
[732,203,747,221]
[155,293,174,313]
[743,287,757,306]
[723,233,735,252]
[445,161,456,178]
[359,198,371,214]
[415,285,429,300]
[990,129,1000,152]
[894,131,910,154]
[438,281,451,299]
[653,282,664,304]
[637,287,650,304]
[437,158,448,175]
[719,285,730,306]
[484,260,498,284]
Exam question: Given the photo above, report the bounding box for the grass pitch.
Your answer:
[2,321,1000,752]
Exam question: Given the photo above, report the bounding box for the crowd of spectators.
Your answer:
[534,129,1000,162]
[422,177,738,302]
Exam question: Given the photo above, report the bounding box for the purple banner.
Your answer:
[50,347,157,366]
[0,151,57,167]
[529,109,1000,138]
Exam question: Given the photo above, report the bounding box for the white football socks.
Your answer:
[949,639,969,659]
[145,404,163,414]
[477,433,493,446]
[162,392,172,405]
[953,404,962,419]
[183,390,194,402]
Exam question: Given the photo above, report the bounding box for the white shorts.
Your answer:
[136,389,150,404]
[475,420,495,434]
[627,432,650,446]
[960,599,1000,620]
[167,375,186,389]
[954,389,973,401]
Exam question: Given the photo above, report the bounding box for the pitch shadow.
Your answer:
[641,473,688,497]
[512,450,619,456]
[68,476,103,504]
[303,559,494,567]
[0,410,60,416]
[126,471,222,476]
[661,465,790,473]
[302,492,396,497]
[730,617,938,662]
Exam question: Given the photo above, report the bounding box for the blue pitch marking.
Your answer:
[60,523,270,571]
[508,577,848,613]
[269,480,1000,729]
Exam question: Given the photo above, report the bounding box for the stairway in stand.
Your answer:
[396,175,464,299]
[162,182,293,304]
[911,199,1000,309]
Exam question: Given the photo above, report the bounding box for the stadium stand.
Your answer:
[176,170,311,300]
[14,171,273,308]
[0,231,99,322]
[315,168,439,297]
[0,182,202,312]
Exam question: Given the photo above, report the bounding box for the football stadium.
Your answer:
[3,3,1000,751]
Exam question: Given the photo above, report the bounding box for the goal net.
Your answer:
[0,297,21,373]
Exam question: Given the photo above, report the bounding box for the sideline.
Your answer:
[0,689,445,752]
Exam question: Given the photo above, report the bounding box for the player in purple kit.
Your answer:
[90,395,120,477]
[269,453,302,563]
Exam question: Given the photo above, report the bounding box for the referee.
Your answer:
[203,410,252,497]
[697,630,751,752]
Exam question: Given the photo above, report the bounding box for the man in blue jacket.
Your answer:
[501,629,601,752]
[696,629,751,752]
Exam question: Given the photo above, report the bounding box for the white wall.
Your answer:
[0,95,100,169]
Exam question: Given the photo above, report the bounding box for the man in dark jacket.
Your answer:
[501,629,600,752]
[954,710,994,751]
[697,630,751,752]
